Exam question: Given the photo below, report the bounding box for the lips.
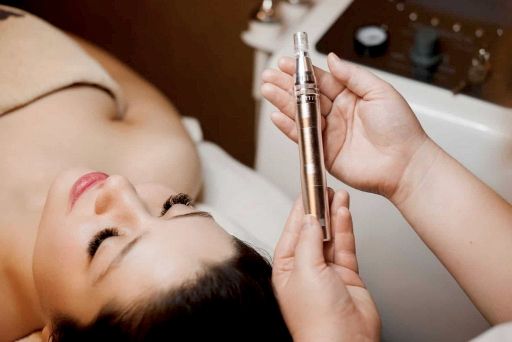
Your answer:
[69,172,109,209]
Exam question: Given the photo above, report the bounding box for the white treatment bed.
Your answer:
[182,117,294,256]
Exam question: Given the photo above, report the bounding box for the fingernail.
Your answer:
[261,69,269,80]
[278,56,289,66]
[328,52,341,62]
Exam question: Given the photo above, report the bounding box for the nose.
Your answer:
[94,175,147,221]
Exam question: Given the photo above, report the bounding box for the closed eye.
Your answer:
[88,227,119,258]
[160,193,193,216]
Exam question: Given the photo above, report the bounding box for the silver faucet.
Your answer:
[253,0,279,23]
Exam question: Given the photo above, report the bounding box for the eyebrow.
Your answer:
[93,210,212,285]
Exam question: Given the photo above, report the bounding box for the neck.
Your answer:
[0,215,45,340]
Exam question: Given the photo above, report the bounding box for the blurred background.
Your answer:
[5,0,257,166]
[3,1,511,340]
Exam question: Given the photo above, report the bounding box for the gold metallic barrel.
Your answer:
[295,89,331,241]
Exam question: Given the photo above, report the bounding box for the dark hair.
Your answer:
[51,238,292,341]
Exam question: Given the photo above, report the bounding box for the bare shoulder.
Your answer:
[0,34,201,203]
[69,33,187,129]
[69,34,202,196]
[15,331,43,342]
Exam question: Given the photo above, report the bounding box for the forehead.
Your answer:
[96,215,235,303]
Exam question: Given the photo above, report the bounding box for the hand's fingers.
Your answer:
[327,53,388,100]
[270,110,326,143]
[324,189,350,263]
[332,188,350,210]
[333,207,358,273]
[278,56,345,102]
[273,196,305,261]
[295,215,326,268]
[333,264,364,288]
[261,83,296,117]
[262,69,333,116]
[262,68,294,94]
[270,111,298,143]
[327,187,335,202]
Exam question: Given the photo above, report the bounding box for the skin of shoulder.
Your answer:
[69,33,202,198]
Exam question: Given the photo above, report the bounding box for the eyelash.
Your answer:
[160,193,193,216]
[87,193,192,258]
[88,227,119,258]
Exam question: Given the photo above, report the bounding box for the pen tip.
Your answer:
[294,32,309,54]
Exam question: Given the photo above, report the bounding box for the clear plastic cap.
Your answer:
[294,32,309,55]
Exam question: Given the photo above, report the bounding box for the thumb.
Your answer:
[295,215,326,268]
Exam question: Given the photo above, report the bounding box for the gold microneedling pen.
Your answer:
[293,32,331,241]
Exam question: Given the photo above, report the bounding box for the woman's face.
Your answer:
[33,169,235,324]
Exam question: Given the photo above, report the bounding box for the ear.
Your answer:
[41,324,53,342]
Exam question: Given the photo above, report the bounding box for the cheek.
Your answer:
[32,218,88,313]
[32,168,101,315]
[135,183,176,216]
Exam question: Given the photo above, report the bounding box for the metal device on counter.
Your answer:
[294,32,331,241]
[316,0,511,107]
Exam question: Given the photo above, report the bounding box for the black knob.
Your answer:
[354,25,389,57]
[410,27,442,68]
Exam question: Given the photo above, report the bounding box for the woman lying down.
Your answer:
[0,5,291,341]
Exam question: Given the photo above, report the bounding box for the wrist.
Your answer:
[293,329,343,342]
[291,318,377,342]
[289,316,343,342]
[389,137,444,206]
[293,329,375,342]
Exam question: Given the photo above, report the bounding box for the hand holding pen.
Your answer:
[265,40,512,325]
[272,189,380,342]
[262,52,428,204]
